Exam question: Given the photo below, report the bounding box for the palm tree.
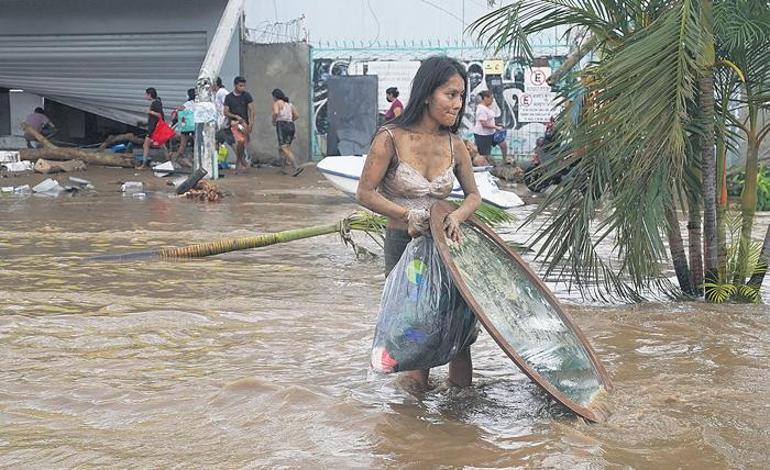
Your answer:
[713,1,770,285]
[471,0,712,300]
[472,0,770,301]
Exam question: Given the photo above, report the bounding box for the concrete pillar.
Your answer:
[0,88,10,136]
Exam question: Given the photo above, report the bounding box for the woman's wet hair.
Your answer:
[386,87,399,98]
[145,87,159,100]
[479,90,492,99]
[272,88,290,103]
[389,56,467,133]
[215,77,223,88]
[187,88,196,101]
[34,107,45,114]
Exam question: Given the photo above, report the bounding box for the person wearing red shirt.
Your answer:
[383,87,403,121]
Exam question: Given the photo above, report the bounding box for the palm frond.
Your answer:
[468,0,664,59]
[519,0,708,300]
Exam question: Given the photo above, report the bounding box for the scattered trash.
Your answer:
[0,151,20,164]
[184,180,222,202]
[153,161,175,178]
[32,178,65,196]
[2,160,33,172]
[1,184,30,195]
[132,192,147,200]
[111,143,130,153]
[170,176,188,188]
[176,168,207,195]
[68,177,93,188]
[121,181,143,192]
[64,177,94,192]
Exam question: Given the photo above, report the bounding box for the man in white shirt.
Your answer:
[473,90,503,162]
[213,76,229,128]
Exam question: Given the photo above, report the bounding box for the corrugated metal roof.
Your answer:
[0,32,207,125]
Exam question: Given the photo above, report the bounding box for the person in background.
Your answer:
[223,76,255,173]
[473,90,503,163]
[213,76,228,129]
[271,88,302,176]
[383,87,403,121]
[171,88,196,166]
[139,87,164,169]
[23,107,56,148]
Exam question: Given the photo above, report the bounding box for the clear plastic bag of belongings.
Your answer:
[370,236,478,374]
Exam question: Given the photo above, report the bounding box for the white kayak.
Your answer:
[317,155,525,209]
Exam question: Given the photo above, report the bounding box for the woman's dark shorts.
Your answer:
[384,228,412,276]
[276,121,295,146]
[474,133,496,156]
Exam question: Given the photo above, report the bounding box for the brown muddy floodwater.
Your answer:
[1,167,769,468]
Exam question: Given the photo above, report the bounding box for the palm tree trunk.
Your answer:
[748,224,770,288]
[735,131,760,284]
[700,71,719,290]
[547,34,595,86]
[665,207,695,296]
[159,223,343,258]
[716,134,729,281]
[686,194,704,296]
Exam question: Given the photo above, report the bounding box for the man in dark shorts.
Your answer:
[223,76,255,172]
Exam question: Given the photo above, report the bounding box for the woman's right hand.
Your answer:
[405,209,430,237]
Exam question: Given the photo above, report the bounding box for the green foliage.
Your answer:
[469,0,770,301]
[464,201,516,226]
[726,166,770,211]
[703,212,765,303]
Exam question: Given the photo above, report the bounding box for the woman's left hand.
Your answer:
[443,211,463,243]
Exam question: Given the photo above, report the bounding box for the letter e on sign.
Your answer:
[525,67,552,93]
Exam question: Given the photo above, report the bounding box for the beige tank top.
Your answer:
[377,127,456,212]
[276,101,293,122]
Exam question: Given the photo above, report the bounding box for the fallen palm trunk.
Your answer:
[97,133,145,150]
[88,203,513,261]
[89,212,385,261]
[20,148,134,168]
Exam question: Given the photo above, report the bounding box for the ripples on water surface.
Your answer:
[1,172,769,468]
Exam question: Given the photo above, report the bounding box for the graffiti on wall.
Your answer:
[311,55,566,157]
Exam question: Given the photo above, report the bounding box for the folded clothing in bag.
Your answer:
[371,236,477,373]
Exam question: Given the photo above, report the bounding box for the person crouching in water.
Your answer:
[271,88,302,176]
[357,56,481,389]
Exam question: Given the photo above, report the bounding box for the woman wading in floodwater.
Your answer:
[357,56,481,389]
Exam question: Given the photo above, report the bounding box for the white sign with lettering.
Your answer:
[524,67,552,93]
[518,92,557,123]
